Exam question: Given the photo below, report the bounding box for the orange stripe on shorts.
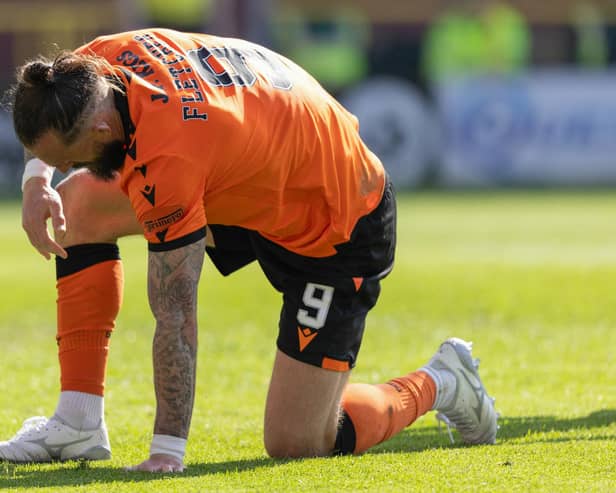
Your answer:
[322,357,350,372]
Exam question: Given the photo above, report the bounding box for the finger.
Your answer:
[36,248,52,261]
[22,217,60,259]
[24,227,52,260]
[158,463,183,473]
[35,231,68,259]
[124,463,183,473]
[47,238,68,259]
[125,460,158,472]
[49,200,66,234]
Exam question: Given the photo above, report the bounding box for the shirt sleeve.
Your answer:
[125,156,207,251]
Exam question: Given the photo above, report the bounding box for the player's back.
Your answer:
[79,29,385,256]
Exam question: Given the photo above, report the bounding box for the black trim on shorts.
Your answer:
[205,225,257,276]
[148,227,207,252]
[56,243,121,279]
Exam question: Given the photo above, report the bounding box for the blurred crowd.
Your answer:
[1,0,616,95]
[1,0,616,192]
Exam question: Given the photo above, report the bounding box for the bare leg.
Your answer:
[264,348,439,458]
[55,169,141,247]
[264,350,349,457]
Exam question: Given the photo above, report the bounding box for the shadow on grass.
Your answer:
[1,409,614,488]
[372,408,616,453]
[0,456,284,489]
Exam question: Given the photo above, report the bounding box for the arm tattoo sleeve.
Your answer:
[147,237,206,439]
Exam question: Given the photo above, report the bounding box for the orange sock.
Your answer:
[56,244,123,396]
[338,370,436,454]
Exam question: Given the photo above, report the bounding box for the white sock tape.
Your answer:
[21,158,54,192]
[150,434,187,462]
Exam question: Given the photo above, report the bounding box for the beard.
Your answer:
[73,139,126,181]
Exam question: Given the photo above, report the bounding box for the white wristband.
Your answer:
[21,158,54,192]
[150,434,187,462]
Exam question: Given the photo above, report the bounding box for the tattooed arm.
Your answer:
[128,237,206,473]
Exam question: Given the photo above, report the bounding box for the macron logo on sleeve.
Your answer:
[141,184,156,206]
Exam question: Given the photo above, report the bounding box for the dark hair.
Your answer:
[10,51,111,147]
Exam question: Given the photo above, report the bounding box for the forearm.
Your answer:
[148,239,205,439]
[152,318,197,438]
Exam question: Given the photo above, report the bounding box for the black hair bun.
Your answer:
[22,61,54,88]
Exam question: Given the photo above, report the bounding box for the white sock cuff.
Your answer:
[56,391,104,429]
[420,366,443,410]
[150,434,187,462]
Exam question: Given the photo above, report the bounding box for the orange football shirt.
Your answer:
[77,29,385,257]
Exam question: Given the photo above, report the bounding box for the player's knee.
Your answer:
[55,168,96,200]
[263,428,334,458]
[56,171,97,240]
[56,170,124,245]
[264,435,318,459]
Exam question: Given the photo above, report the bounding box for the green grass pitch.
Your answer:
[0,191,614,492]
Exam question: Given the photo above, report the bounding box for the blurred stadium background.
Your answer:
[1,0,616,194]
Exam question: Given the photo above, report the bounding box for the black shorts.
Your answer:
[205,179,396,371]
